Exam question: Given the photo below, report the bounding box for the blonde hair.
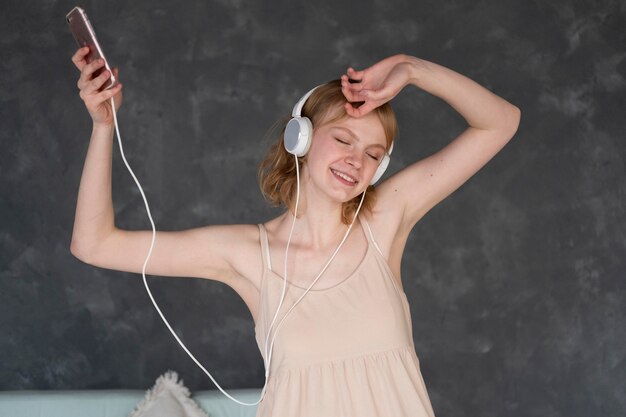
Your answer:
[258,80,398,224]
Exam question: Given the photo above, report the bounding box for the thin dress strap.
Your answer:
[257,224,273,271]
[360,217,404,295]
[360,218,384,258]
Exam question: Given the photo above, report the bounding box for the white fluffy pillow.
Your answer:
[128,371,209,417]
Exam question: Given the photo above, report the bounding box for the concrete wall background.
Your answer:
[1,1,624,416]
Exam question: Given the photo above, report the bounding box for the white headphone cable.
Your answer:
[261,154,300,372]
[110,96,266,406]
[262,154,366,375]
[109,95,366,406]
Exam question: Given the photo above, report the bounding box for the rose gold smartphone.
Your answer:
[66,6,118,90]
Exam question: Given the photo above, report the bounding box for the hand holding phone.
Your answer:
[68,7,122,125]
[67,6,118,90]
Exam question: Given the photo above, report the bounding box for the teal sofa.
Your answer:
[0,389,261,417]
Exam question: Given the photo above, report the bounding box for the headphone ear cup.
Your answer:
[284,117,313,156]
[370,153,390,185]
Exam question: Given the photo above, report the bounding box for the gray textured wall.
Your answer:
[1,0,624,416]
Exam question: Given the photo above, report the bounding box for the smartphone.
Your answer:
[66,6,118,90]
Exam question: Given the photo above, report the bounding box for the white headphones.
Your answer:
[283,85,393,185]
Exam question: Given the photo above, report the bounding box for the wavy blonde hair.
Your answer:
[258,80,398,224]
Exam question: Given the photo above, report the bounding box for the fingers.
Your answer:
[82,68,110,95]
[77,59,107,91]
[97,82,123,102]
[89,81,123,102]
[347,67,365,82]
[357,86,388,101]
[71,46,90,70]
[80,80,123,111]
[342,75,365,92]
[341,75,366,102]
[341,71,378,118]
[344,101,376,118]
[355,80,395,103]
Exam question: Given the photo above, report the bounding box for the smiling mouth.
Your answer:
[331,168,358,184]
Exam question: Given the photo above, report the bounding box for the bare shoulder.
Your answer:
[210,223,264,289]
[365,180,418,285]
[198,223,264,321]
[367,180,411,247]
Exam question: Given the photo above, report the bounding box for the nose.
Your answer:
[345,150,363,169]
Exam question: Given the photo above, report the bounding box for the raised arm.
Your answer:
[68,47,258,289]
[342,54,521,231]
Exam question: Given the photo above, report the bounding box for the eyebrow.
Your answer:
[332,127,386,150]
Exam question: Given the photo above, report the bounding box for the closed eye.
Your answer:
[335,138,349,145]
[367,153,381,161]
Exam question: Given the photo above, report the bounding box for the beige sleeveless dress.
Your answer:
[255,219,437,417]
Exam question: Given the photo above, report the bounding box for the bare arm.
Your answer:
[69,123,242,282]
[342,55,521,231]
[68,47,252,286]
[69,47,122,262]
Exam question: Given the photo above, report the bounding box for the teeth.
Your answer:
[332,169,357,183]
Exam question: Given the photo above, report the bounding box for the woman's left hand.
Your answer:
[341,54,419,118]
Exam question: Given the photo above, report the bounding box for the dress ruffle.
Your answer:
[257,346,435,417]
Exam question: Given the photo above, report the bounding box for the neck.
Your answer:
[279,209,345,253]
[284,191,338,250]
[281,183,364,251]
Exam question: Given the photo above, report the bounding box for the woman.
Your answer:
[70,48,520,416]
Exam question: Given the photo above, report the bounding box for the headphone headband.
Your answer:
[291,85,321,117]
